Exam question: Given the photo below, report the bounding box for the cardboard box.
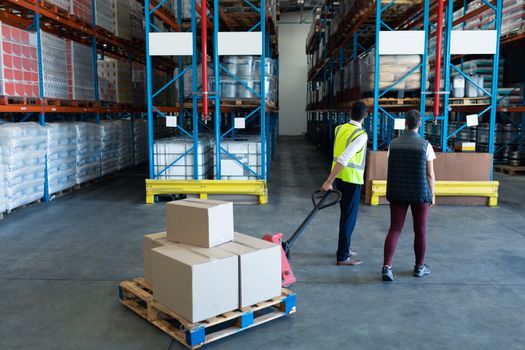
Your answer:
[151,244,239,323]
[166,199,234,248]
[219,233,282,308]
[144,232,177,287]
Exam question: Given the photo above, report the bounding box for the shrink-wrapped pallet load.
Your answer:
[75,122,101,184]
[0,122,46,211]
[118,120,134,170]
[66,40,95,101]
[95,0,116,33]
[40,32,68,99]
[100,120,120,175]
[46,123,77,194]
[134,118,148,165]
[0,22,40,98]
[98,57,132,104]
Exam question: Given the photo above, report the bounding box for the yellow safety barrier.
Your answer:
[145,180,268,204]
[371,180,499,207]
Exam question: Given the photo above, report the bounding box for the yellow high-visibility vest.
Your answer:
[331,123,368,184]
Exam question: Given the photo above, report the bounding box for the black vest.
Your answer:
[387,131,433,204]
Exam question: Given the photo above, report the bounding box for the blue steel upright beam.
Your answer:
[34,8,49,202]
[191,0,199,179]
[488,0,503,179]
[144,0,155,179]
[441,0,454,152]
[420,0,430,137]
[214,0,221,179]
[261,0,267,180]
[372,0,381,151]
[91,0,100,125]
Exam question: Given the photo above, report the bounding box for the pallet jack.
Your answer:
[263,190,342,287]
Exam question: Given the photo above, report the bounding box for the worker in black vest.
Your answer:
[382,110,436,282]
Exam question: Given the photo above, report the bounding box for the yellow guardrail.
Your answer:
[371,180,499,207]
[145,180,268,204]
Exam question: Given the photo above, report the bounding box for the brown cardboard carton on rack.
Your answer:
[151,244,239,323]
[166,199,234,248]
[144,232,175,287]
[218,232,282,308]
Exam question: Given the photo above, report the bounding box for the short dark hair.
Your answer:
[351,102,368,122]
[405,110,422,130]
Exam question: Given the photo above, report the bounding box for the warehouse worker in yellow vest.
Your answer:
[321,102,368,266]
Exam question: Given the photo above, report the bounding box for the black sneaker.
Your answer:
[382,266,394,281]
[413,264,431,278]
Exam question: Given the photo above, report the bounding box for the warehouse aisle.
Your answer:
[0,137,524,350]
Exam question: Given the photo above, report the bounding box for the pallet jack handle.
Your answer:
[282,190,342,259]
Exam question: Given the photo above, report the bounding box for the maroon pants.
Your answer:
[383,203,430,267]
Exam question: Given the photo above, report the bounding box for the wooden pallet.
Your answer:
[360,97,421,107]
[449,97,490,106]
[119,278,296,349]
[494,165,525,176]
[220,98,277,109]
[5,199,42,214]
[0,96,40,105]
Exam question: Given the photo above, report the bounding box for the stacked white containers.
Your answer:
[95,0,116,33]
[40,31,68,99]
[214,139,261,180]
[70,0,92,23]
[132,62,146,107]
[118,120,134,170]
[100,120,120,175]
[130,1,145,41]
[75,122,101,184]
[0,22,40,98]
[46,123,77,194]
[113,0,132,41]
[134,118,148,164]
[66,40,95,101]
[46,0,70,11]
[0,123,46,211]
[154,138,212,180]
[359,52,425,92]
[98,57,133,104]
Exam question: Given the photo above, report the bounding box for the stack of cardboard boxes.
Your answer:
[144,199,282,323]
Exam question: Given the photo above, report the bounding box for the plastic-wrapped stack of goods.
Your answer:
[134,118,148,165]
[214,139,261,180]
[130,1,145,41]
[172,0,196,19]
[0,22,40,98]
[464,0,484,30]
[359,52,426,93]
[153,69,178,106]
[70,0,92,23]
[0,122,46,211]
[154,138,213,180]
[95,0,115,33]
[113,0,132,41]
[46,123,77,194]
[483,0,525,37]
[40,31,68,99]
[220,56,277,102]
[46,0,70,11]
[100,120,121,175]
[0,144,5,214]
[132,62,146,107]
[98,57,132,104]
[118,119,134,170]
[66,40,95,101]
[75,122,101,184]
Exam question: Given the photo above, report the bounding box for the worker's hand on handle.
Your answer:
[321,180,333,192]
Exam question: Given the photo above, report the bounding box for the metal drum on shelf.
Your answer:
[221,79,237,99]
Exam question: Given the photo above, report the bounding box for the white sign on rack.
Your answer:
[218,32,262,56]
[149,33,193,56]
[450,31,498,55]
[379,31,425,55]
[234,118,246,129]
[166,116,178,128]
[466,114,479,127]
[394,118,406,130]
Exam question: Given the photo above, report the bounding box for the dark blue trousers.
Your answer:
[335,178,362,261]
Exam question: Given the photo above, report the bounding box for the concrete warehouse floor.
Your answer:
[1,136,525,350]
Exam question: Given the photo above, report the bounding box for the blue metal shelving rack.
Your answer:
[144,0,278,204]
